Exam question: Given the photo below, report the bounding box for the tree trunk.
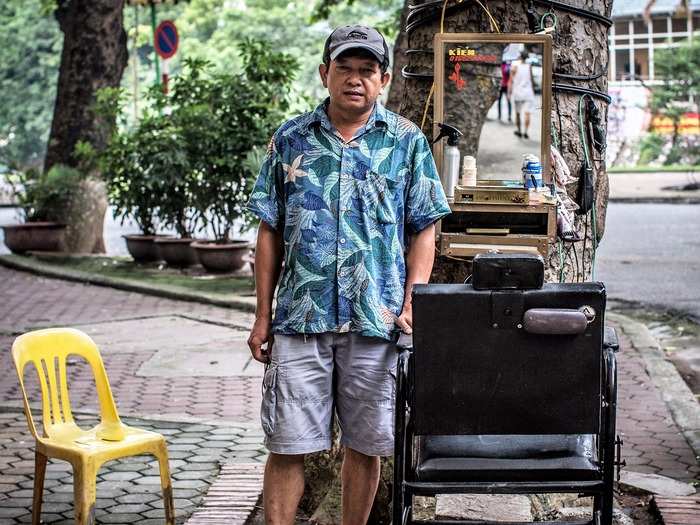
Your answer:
[57,178,109,253]
[392,0,612,284]
[44,0,128,253]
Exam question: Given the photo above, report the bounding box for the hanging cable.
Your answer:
[557,239,565,282]
[577,94,600,281]
[419,0,449,132]
[532,0,612,28]
[475,0,501,33]
[554,65,608,81]
[554,83,611,104]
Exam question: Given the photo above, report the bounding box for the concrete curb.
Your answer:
[608,311,700,460]
[0,254,256,313]
[609,197,700,204]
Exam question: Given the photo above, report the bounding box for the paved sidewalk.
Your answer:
[0,266,697,524]
[608,171,700,202]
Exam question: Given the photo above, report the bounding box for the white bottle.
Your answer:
[461,156,477,186]
[443,142,461,200]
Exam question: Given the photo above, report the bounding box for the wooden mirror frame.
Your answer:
[433,33,554,185]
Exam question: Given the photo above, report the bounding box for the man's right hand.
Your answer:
[248,316,272,363]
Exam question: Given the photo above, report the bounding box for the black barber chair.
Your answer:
[392,254,621,525]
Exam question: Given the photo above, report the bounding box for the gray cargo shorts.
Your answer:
[261,332,399,456]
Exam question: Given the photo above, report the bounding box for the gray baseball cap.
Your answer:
[323,25,389,69]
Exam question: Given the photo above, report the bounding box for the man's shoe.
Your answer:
[523,133,529,139]
[514,130,522,137]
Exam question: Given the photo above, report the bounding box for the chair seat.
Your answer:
[39,423,164,461]
[415,435,600,482]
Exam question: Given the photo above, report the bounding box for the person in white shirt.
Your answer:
[508,49,536,139]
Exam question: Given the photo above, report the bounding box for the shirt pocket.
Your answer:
[363,170,399,225]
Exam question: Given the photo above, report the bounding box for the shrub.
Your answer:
[8,164,83,222]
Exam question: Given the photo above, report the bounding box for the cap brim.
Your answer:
[330,42,385,65]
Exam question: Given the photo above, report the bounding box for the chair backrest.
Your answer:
[11,328,124,441]
[412,282,605,436]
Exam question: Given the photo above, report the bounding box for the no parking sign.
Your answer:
[154,20,178,93]
[154,20,179,59]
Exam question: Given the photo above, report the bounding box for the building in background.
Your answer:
[610,0,700,83]
[607,1,699,166]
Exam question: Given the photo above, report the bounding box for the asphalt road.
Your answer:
[596,202,700,321]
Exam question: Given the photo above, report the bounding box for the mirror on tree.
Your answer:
[433,34,553,189]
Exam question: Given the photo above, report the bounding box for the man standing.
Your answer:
[508,49,536,139]
[246,25,450,524]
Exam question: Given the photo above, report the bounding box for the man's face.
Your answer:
[319,54,390,115]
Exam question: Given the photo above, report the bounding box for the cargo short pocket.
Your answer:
[261,363,278,436]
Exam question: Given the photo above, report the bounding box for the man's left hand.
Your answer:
[396,305,413,334]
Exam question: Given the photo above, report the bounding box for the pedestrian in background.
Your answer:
[498,60,512,122]
[508,49,536,139]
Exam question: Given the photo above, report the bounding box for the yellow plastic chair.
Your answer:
[12,328,175,525]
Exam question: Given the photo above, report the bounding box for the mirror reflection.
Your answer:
[440,41,546,185]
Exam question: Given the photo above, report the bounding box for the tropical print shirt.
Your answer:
[247,99,450,340]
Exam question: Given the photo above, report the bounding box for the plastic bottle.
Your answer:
[461,156,477,186]
[433,123,463,199]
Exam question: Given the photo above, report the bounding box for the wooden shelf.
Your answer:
[437,202,556,259]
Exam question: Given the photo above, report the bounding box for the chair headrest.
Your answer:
[471,253,544,290]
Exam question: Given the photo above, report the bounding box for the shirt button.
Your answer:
[339,238,346,244]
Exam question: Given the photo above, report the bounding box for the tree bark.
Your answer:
[390,0,612,284]
[57,178,108,253]
[44,0,128,253]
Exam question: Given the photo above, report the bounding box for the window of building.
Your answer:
[633,19,648,34]
[634,48,650,80]
[615,20,629,35]
[671,16,689,33]
[615,49,631,81]
[693,15,700,29]
[652,17,668,34]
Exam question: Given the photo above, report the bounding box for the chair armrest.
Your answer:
[523,308,588,335]
[604,326,620,353]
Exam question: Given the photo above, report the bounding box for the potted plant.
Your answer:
[91,88,168,263]
[124,83,200,267]
[178,45,297,272]
[1,165,82,254]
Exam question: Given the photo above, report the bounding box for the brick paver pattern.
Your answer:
[0,266,698,524]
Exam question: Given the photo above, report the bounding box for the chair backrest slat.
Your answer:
[11,328,122,440]
[43,356,67,426]
[412,282,605,436]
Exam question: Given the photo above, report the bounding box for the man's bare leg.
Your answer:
[524,111,531,137]
[514,112,522,136]
[264,453,305,525]
[341,447,381,525]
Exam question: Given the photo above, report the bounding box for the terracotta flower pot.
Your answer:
[154,237,199,267]
[2,222,66,254]
[123,234,172,263]
[191,240,252,273]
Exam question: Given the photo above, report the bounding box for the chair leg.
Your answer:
[601,488,614,525]
[155,440,175,525]
[403,488,412,525]
[32,451,48,525]
[72,458,97,525]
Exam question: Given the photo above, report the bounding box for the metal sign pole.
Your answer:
[150,3,160,86]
